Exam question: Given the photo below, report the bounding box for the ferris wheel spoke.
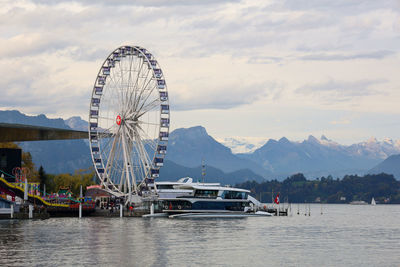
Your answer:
[123,122,137,142]
[132,68,152,110]
[125,55,136,112]
[126,127,153,170]
[135,83,159,113]
[132,129,152,177]
[122,127,138,193]
[98,124,119,138]
[109,67,124,109]
[136,124,158,151]
[125,122,151,175]
[121,61,133,111]
[138,120,160,127]
[101,128,123,179]
[133,81,156,114]
[104,133,121,182]
[142,67,153,89]
[129,56,141,110]
[127,61,143,109]
[101,89,119,117]
[134,65,153,109]
[137,68,155,100]
[137,99,160,118]
[98,116,116,122]
[131,59,145,111]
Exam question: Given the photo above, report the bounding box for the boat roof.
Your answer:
[153,177,220,186]
[180,184,250,193]
[155,181,220,186]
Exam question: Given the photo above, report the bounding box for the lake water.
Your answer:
[1,204,399,266]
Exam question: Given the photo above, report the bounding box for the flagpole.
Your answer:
[277,202,279,216]
[271,189,273,204]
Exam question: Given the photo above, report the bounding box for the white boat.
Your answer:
[349,200,368,205]
[161,184,260,215]
[146,178,273,218]
[371,197,376,206]
[148,177,220,199]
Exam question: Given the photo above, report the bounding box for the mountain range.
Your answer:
[1,110,399,182]
[368,154,400,179]
[237,135,399,179]
[164,126,270,176]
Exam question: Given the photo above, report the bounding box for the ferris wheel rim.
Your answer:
[88,45,170,197]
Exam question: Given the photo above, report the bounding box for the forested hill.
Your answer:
[236,173,400,204]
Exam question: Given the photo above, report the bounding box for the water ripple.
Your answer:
[1,204,400,266]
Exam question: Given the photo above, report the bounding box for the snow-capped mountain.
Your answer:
[221,134,400,160]
[236,135,400,179]
[216,137,266,154]
[347,137,400,159]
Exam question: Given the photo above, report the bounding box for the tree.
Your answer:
[46,169,96,196]
[236,173,400,204]
[38,166,47,192]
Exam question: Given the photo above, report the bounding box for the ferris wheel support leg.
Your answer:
[131,127,153,191]
[28,204,33,219]
[121,129,136,195]
[105,132,119,188]
[124,124,147,193]
[24,179,28,201]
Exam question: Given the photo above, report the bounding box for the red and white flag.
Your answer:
[274,193,280,204]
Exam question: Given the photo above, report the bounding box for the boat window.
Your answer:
[194,190,218,198]
[221,191,248,199]
[157,185,174,190]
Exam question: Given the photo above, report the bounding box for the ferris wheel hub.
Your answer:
[116,115,122,125]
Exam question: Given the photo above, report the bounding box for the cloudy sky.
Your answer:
[1,0,399,144]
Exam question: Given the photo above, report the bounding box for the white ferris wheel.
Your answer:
[88,45,169,199]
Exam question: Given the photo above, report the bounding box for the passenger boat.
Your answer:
[148,177,220,199]
[160,183,271,216]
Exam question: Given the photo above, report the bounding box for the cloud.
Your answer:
[0,33,72,59]
[299,50,395,61]
[0,58,88,115]
[31,0,239,7]
[330,119,351,125]
[171,81,278,111]
[296,79,388,102]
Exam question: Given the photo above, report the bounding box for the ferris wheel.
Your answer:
[88,45,169,198]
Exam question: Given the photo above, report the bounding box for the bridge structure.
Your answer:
[0,122,88,142]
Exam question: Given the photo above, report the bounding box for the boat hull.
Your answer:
[169,211,272,218]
